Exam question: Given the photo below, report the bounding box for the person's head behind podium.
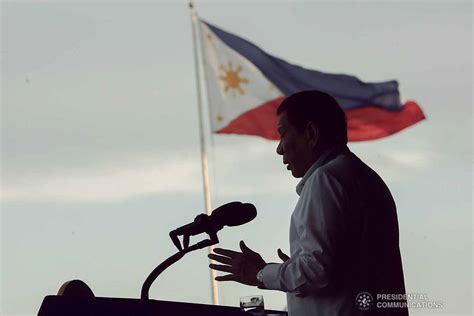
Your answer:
[275,90,347,178]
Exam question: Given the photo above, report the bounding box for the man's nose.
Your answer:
[276,141,283,155]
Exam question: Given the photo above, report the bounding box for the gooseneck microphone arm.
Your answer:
[140,232,219,301]
[140,202,257,301]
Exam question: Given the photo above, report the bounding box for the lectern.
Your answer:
[38,295,287,316]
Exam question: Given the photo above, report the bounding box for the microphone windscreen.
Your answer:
[212,202,257,227]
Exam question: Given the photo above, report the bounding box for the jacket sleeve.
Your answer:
[261,171,347,296]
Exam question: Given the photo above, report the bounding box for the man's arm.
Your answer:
[262,171,347,296]
[208,171,347,295]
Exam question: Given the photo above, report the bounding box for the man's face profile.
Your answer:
[276,111,315,178]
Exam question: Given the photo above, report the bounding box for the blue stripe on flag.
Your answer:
[203,20,403,111]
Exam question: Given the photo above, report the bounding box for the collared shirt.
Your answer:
[262,146,407,316]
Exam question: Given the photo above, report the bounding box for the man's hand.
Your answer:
[208,240,266,286]
[277,248,290,262]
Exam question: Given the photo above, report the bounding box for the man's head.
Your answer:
[275,90,347,178]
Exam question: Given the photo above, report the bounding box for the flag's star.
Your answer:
[218,62,249,95]
[216,114,224,122]
[207,33,213,42]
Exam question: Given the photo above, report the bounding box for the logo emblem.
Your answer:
[355,292,374,310]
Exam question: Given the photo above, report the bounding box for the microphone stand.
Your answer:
[140,232,219,301]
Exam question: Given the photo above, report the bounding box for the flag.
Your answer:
[199,20,425,142]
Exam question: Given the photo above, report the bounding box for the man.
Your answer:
[209,90,408,315]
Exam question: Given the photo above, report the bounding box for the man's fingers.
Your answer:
[215,274,237,282]
[213,248,240,258]
[209,264,233,273]
[277,248,290,262]
[208,254,232,265]
[239,240,255,254]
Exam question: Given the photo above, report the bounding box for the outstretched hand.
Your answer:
[208,241,266,286]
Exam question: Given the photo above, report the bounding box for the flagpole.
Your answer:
[189,1,219,306]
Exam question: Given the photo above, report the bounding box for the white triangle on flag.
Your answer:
[199,21,283,132]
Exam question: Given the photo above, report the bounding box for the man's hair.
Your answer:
[276,90,348,145]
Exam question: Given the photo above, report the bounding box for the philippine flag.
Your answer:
[199,20,425,142]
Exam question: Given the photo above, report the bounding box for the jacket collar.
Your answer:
[296,144,349,195]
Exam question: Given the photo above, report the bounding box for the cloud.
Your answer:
[0,138,292,206]
[1,137,440,206]
[1,155,202,204]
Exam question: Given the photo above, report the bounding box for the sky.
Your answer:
[1,1,472,315]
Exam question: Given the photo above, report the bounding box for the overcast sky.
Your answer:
[1,1,472,315]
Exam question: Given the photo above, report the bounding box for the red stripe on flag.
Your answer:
[216,97,284,140]
[346,101,425,141]
[216,99,425,142]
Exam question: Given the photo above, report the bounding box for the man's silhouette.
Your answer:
[208,90,408,316]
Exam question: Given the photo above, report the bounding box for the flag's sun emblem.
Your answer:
[218,62,249,95]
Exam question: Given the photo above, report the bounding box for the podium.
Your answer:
[38,295,287,316]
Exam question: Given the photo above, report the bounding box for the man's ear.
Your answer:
[305,121,319,149]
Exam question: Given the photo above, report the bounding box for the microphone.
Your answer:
[170,201,257,238]
[142,202,256,300]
